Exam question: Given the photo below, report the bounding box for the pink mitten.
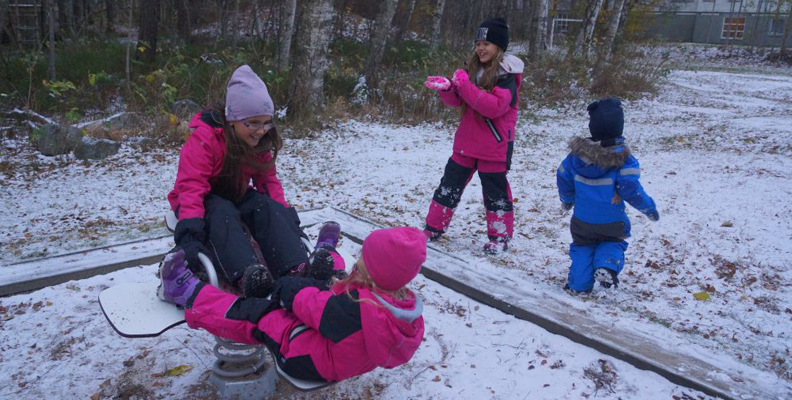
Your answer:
[451,69,469,88]
[424,76,451,91]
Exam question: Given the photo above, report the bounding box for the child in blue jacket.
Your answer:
[556,98,659,293]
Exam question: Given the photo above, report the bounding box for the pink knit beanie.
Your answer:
[362,227,427,291]
[225,65,274,121]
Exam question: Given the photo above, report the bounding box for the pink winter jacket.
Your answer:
[438,54,524,162]
[167,112,287,220]
[185,281,425,382]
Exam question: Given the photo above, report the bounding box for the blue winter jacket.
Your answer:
[557,137,656,241]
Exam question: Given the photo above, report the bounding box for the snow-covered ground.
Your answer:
[2,66,792,398]
[0,248,717,400]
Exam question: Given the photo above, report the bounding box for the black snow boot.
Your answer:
[594,267,619,289]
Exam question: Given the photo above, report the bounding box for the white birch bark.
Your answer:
[573,0,604,58]
[277,0,296,71]
[534,0,549,56]
[364,0,399,88]
[288,0,334,120]
[601,0,627,61]
[429,0,446,51]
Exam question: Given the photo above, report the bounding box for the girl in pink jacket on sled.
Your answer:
[158,227,427,384]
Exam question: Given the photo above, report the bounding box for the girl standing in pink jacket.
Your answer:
[423,18,524,254]
[168,65,319,298]
[158,227,426,384]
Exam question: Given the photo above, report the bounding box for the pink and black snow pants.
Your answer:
[425,152,514,242]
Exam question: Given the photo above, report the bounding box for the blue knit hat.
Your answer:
[587,97,624,147]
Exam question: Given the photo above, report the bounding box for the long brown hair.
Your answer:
[206,103,284,202]
[461,47,505,117]
[332,259,413,304]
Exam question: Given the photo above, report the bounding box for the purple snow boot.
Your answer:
[315,221,341,250]
[157,250,202,307]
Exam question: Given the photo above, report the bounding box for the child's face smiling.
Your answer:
[475,40,499,64]
[231,115,273,147]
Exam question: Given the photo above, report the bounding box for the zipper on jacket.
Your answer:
[484,118,503,143]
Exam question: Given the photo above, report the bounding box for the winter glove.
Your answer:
[174,218,207,269]
[273,276,330,311]
[646,210,660,222]
[451,69,469,89]
[424,76,452,91]
[561,202,574,211]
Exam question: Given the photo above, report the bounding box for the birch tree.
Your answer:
[364,0,399,89]
[277,0,297,71]
[533,0,549,57]
[573,0,605,58]
[601,0,628,61]
[288,0,334,121]
[394,0,417,43]
[429,0,447,51]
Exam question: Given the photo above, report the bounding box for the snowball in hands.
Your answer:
[424,76,452,91]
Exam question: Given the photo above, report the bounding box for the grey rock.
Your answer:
[106,112,143,131]
[171,99,202,120]
[35,124,82,156]
[74,136,121,160]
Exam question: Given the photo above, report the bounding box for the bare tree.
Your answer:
[46,0,56,80]
[288,0,334,121]
[0,0,8,40]
[277,0,297,71]
[364,0,399,89]
[394,0,417,43]
[573,0,604,58]
[600,0,627,61]
[429,0,446,51]
[104,0,114,33]
[138,0,160,62]
[175,0,190,42]
[533,0,549,57]
[231,0,240,49]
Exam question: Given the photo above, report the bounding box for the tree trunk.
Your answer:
[231,0,240,49]
[175,0,190,42]
[573,0,604,58]
[126,0,133,85]
[0,0,8,39]
[46,0,56,80]
[137,0,160,62]
[277,0,296,71]
[288,0,334,121]
[104,0,114,33]
[781,3,792,54]
[394,0,417,43]
[601,0,627,61]
[364,0,399,89]
[429,0,446,51]
[533,0,549,58]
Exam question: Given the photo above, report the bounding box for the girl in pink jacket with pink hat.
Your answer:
[158,227,427,384]
[168,65,325,299]
[423,18,524,255]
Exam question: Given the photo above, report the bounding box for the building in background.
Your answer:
[644,0,789,47]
